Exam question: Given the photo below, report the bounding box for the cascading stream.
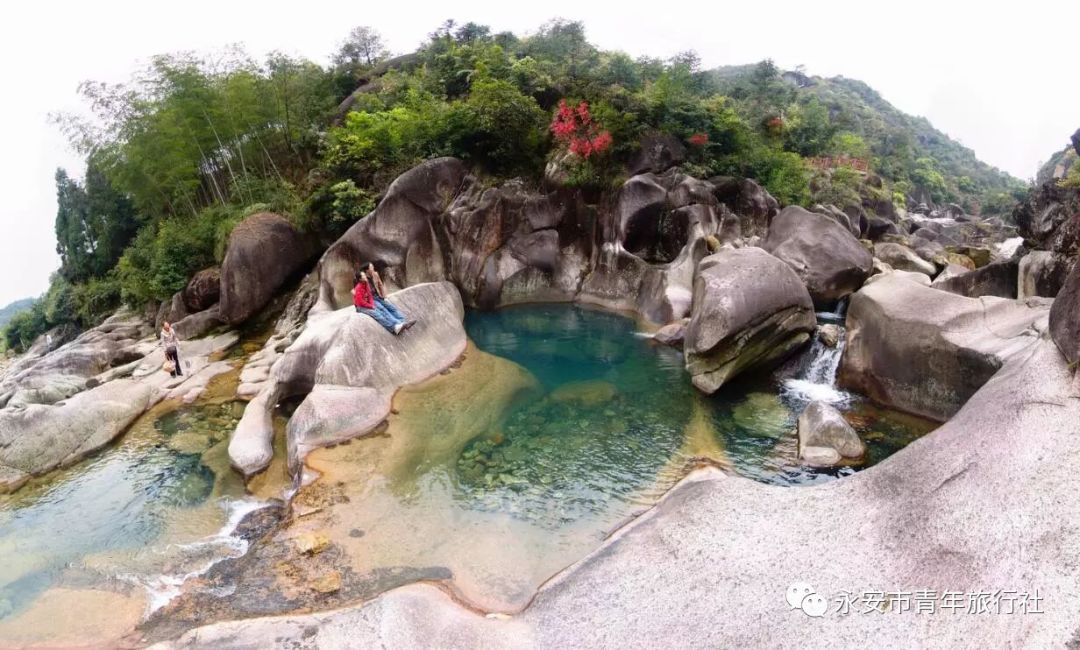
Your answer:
[781,299,851,407]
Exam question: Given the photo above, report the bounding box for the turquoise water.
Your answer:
[461,304,935,509]
[0,401,251,622]
[460,305,693,526]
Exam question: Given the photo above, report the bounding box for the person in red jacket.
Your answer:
[366,261,414,329]
[354,271,409,334]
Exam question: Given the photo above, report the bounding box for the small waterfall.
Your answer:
[781,299,851,407]
[803,335,845,385]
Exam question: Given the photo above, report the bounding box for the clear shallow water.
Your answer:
[463,304,934,492]
[299,304,934,611]
[0,396,260,629]
[458,305,693,526]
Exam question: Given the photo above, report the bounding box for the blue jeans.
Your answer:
[356,305,404,332]
[376,297,406,321]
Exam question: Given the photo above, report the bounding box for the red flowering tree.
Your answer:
[550,100,612,159]
[688,133,709,147]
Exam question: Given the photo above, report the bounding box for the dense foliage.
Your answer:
[0,299,35,332]
[4,19,1027,351]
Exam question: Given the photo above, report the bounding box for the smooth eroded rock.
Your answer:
[286,385,392,473]
[229,282,467,477]
[840,272,1049,420]
[931,258,1018,299]
[874,242,937,276]
[763,206,873,308]
[797,401,865,464]
[685,248,815,393]
[0,379,152,492]
[219,213,314,325]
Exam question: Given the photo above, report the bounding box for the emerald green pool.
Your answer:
[460,304,935,513]
[0,303,936,631]
[458,305,693,526]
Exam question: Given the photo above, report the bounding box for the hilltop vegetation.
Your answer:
[707,69,1025,212]
[0,298,34,331]
[4,19,1026,351]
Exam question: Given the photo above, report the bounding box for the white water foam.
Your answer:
[781,378,851,406]
[780,320,853,407]
[997,236,1024,260]
[120,497,268,615]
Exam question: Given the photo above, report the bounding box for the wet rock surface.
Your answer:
[1018,250,1071,299]
[138,498,452,645]
[154,334,1080,649]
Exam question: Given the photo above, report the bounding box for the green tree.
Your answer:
[54,168,93,281]
[333,26,390,68]
[784,99,835,157]
[447,77,547,172]
[912,156,949,202]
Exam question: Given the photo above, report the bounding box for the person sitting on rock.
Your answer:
[366,261,414,329]
[161,321,183,377]
[353,271,411,335]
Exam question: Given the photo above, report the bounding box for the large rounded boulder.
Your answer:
[840,272,1050,421]
[932,258,1018,299]
[684,248,816,394]
[315,158,468,311]
[797,400,865,467]
[230,282,467,477]
[763,206,873,308]
[709,176,779,240]
[219,213,314,325]
[183,267,221,313]
[627,132,686,176]
[874,242,936,276]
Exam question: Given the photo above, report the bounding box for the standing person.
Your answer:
[354,271,407,335]
[161,321,183,377]
[366,261,415,328]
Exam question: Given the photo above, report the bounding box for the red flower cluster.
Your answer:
[550,99,612,159]
[688,133,709,146]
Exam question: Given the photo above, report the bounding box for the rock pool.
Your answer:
[272,304,934,614]
[0,374,286,645]
[0,303,935,641]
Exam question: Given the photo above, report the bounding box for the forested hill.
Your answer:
[706,66,1025,211]
[3,19,1027,351]
[0,298,34,330]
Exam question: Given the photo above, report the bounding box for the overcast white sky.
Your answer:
[0,0,1076,306]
